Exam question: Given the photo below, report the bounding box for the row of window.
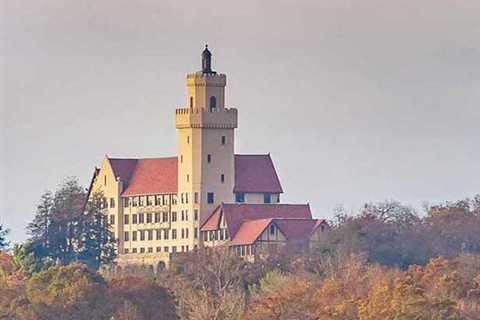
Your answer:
[235,245,255,257]
[124,194,176,208]
[118,209,198,226]
[185,134,226,145]
[234,192,278,204]
[124,227,198,242]
[124,244,197,254]
[202,229,229,242]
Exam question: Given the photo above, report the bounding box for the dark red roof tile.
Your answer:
[234,154,283,193]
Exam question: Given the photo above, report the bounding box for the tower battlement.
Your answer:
[175,107,238,129]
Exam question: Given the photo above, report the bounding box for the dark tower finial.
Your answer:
[201,44,216,74]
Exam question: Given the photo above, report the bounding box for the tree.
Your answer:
[108,276,178,320]
[0,224,9,250]
[77,191,116,270]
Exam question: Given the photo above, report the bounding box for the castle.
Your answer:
[87,46,327,268]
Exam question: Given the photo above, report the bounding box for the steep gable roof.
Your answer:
[201,203,312,239]
[234,154,283,193]
[230,218,275,245]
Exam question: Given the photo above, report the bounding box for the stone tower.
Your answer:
[175,45,238,248]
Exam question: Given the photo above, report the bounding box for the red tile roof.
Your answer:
[234,154,283,193]
[201,203,312,239]
[229,218,326,246]
[230,218,274,245]
[107,153,283,197]
[110,157,178,196]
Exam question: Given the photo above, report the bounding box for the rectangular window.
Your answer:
[181,245,184,252]
[132,231,137,241]
[172,212,177,222]
[124,198,130,207]
[203,231,208,241]
[264,193,271,204]
[162,212,168,222]
[155,196,160,206]
[221,136,226,145]
[186,245,189,252]
[220,229,224,240]
[181,229,185,239]
[124,248,129,254]
[164,246,169,252]
[147,196,153,206]
[181,193,184,204]
[132,214,138,224]
[194,192,199,204]
[140,247,145,253]
[172,194,177,205]
[124,215,130,225]
[139,213,145,224]
[172,246,177,253]
[148,247,153,253]
[209,231,214,241]
[185,228,189,239]
[235,192,245,203]
[132,197,138,207]
[164,229,169,240]
[180,155,183,163]
[220,174,225,183]
[186,174,189,182]
[146,213,152,223]
[110,198,115,208]
[181,210,184,221]
[154,212,160,223]
[194,209,198,221]
[156,229,161,240]
[147,230,153,241]
[172,229,177,239]
[124,231,129,241]
[185,210,188,221]
[187,136,190,144]
[194,227,198,239]
[140,230,145,241]
[185,193,189,204]
[109,215,115,225]
[207,154,211,163]
[207,192,214,204]
[156,247,161,252]
[139,196,144,207]
[132,248,137,253]
[225,229,229,239]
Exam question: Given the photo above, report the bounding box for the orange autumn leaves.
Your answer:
[244,255,480,320]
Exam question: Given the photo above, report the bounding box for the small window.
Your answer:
[181,210,185,221]
[264,193,272,204]
[187,136,190,144]
[104,175,107,186]
[146,213,152,223]
[209,96,217,111]
[124,198,130,207]
[172,246,177,253]
[124,215,130,225]
[194,227,198,239]
[156,229,161,240]
[147,230,153,241]
[235,193,245,203]
[194,209,198,221]
[110,198,115,208]
[154,212,160,223]
[270,224,275,235]
[172,229,177,239]
[140,230,145,241]
[124,231,129,241]
[162,212,168,222]
[132,197,138,207]
[207,192,214,204]
[207,154,211,163]
[156,246,161,252]
[187,174,189,182]
[132,214,138,224]
[190,96,193,108]
[220,174,225,183]
[185,210,189,221]
[164,229,169,240]
[186,228,189,238]
[185,193,189,204]
[132,248,137,253]
[124,248,129,254]
[132,231,137,241]
[194,192,199,204]
[172,212,177,222]
[109,215,115,225]
[180,155,183,163]
[139,213,145,224]
[181,229,185,239]
[221,136,226,145]
[139,196,144,207]
[164,246,169,252]
[140,248,145,253]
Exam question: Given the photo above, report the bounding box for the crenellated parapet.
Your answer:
[186,72,226,87]
[175,107,238,129]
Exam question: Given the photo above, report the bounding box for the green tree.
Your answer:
[77,191,116,269]
[0,225,9,250]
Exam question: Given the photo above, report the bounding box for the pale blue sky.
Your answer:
[1,0,479,243]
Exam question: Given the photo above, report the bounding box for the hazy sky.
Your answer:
[1,0,479,243]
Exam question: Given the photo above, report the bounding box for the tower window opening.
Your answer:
[209,96,217,111]
[207,192,214,204]
[190,96,193,108]
[207,154,211,163]
[221,136,226,145]
[220,174,225,183]
[187,136,190,144]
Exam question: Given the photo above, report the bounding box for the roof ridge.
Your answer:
[109,156,176,160]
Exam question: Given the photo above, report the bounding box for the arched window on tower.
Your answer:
[209,96,216,111]
[190,96,193,108]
